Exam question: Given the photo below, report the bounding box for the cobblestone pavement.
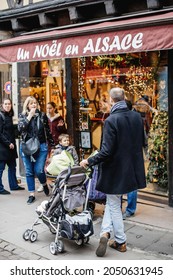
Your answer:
[0,239,47,260]
[1,217,173,260]
[0,172,173,260]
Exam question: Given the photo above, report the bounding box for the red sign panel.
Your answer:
[0,24,173,63]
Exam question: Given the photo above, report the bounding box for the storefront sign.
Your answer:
[0,24,173,63]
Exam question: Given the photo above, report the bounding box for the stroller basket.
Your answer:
[61,211,93,240]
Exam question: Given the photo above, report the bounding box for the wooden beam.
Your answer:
[68,7,80,22]
[7,0,24,9]
[147,0,162,10]
[104,0,118,15]
[38,13,54,27]
[65,58,80,149]
[11,18,25,31]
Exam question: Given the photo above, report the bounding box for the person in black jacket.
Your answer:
[18,96,55,204]
[80,87,146,257]
[0,98,25,195]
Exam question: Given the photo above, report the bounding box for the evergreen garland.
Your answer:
[147,111,168,189]
[94,54,141,68]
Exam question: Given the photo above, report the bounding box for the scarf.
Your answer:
[110,100,127,114]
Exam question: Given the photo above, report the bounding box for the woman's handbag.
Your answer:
[21,116,40,160]
[21,137,40,156]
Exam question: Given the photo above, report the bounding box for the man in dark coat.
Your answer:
[80,87,146,257]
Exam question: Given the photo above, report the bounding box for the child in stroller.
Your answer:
[22,165,94,255]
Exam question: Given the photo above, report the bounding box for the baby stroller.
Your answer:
[22,165,94,255]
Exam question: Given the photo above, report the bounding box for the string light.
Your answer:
[78,57,86,131]
[125,66,154,97]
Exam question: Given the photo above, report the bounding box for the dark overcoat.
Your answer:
[0,111,18,161]
[88,107,146,195]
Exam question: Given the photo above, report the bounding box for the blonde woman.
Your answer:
[18,96,55,204]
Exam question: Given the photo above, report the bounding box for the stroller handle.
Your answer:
[64,164,72,183]
[88,166,94,179]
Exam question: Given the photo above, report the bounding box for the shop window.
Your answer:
[77,52,168,195]
[18,59,66,115]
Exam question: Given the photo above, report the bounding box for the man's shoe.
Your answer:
[37,185,44,192]
[0,189,11,195]
[109,240,127,252]
[27,196,35,204]
[43,184,49,196]
[96,233,110,257]
[96,237,108,257]
[122,212,135,220]
[11,186,25,191]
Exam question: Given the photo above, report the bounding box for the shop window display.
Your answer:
[78,52,168,194]
[19,77,46,112]
[18,60,66,116]
[147,68,168,192]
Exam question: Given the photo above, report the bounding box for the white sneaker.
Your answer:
[37,185,43,192]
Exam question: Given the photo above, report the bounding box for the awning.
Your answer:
[1,11,173,63]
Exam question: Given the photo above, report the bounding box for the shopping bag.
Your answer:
[86,165,106,201]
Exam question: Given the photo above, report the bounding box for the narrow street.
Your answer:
[0,173,173,260]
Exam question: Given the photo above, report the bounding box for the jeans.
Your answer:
[20,143,48,192]
[0,159,19,192]
[100,194,126,244]
[126,190,137,215]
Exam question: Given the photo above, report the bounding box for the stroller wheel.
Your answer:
[50,242,58,255]
[29,231,38,242]
[23,229,32,241]
[50,241,64,254]
[84,237,90,244]
[56,240,64,253]
[75,239,84,246]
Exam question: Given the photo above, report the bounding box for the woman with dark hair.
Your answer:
[46,102,66,146]
[0,98,24,194]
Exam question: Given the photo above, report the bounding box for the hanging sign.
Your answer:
[4,81,11,94]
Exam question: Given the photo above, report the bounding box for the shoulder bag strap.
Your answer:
[22,115,39,141]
